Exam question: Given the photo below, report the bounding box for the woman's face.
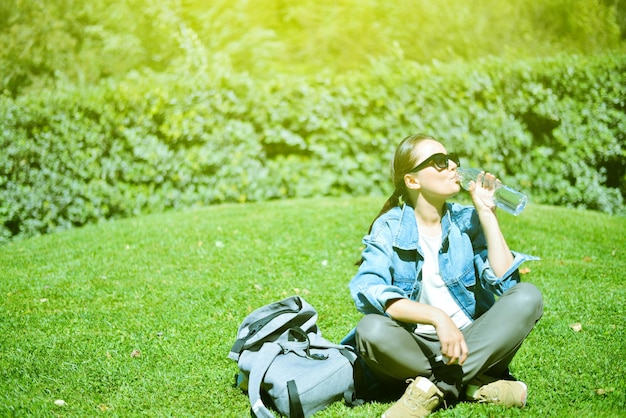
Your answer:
[409,139,461,198]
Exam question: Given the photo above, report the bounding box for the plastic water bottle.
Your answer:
[457,167,528,215]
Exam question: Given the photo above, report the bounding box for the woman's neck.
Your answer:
[413,200,445,235]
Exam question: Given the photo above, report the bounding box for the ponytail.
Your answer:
[367,188,401,234]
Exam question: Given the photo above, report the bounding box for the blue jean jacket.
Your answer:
[342,202,538,345]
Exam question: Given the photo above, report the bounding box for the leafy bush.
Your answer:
[1,54,624,244]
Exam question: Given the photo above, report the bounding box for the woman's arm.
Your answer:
[349,232,406,315]
[468,172,515,277]
[385,298,469,365]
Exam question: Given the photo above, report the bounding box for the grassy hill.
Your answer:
[1,197,624,417]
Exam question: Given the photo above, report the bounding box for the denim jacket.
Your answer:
[343,202,538,345]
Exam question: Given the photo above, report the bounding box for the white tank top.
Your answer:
[414,232,472,335]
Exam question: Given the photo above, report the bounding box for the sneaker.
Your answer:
[382,377,443,418]
[470,379,528,408]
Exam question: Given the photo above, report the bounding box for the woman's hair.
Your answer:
[356,134,433,266]
[367,133,434,233]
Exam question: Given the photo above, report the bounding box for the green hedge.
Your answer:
[1,54,624,243]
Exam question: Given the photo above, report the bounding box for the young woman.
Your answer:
[345,134,543,417]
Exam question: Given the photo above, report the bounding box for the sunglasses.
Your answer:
[409,153,460,173]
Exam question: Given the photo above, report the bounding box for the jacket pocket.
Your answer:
[458,265,476,292]
[392,275,417,296]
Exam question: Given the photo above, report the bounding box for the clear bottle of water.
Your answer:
[457,167,528,215]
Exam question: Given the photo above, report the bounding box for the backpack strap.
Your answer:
[287,380,305,418]
[247,342,282,418]
[338,348,365,407]
[279,327,311,357]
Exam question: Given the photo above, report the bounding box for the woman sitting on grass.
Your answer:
[345,134,543,417]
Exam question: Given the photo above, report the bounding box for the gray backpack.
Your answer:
[228,295,363,417]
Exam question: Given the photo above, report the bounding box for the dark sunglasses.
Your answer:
[409,153,460,173]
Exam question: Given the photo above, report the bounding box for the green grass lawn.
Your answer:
[1,197,625,417]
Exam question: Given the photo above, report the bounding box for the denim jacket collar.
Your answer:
[393,203,452,251]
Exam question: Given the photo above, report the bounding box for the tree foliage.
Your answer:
[1,0,624,96]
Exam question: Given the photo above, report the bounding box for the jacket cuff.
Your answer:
[479,251,540,284]
[355,284,407,315]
